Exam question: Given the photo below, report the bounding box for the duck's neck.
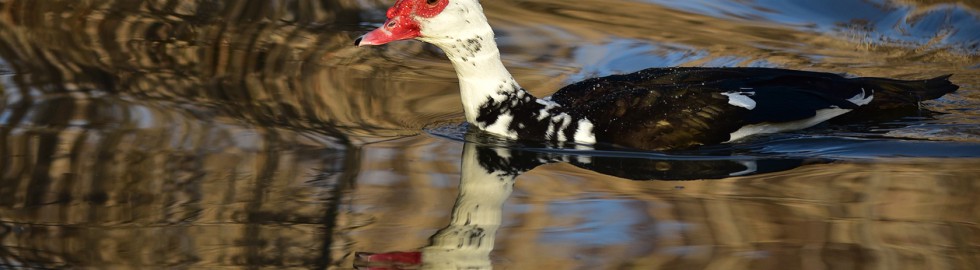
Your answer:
[431,30,533,128]
[426,24,596,144]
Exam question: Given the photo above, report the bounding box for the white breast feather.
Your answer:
[483,113,518,139]
[573,119,596,144]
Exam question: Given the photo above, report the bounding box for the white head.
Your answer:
[355,0,492,49]
[356,0,520,126]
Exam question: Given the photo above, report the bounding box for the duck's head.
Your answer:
[355,0,491,48]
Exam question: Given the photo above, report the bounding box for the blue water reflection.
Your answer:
[642,0,980,51]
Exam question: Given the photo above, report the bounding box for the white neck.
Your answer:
[425,26,529,125]
[415,1,596,144]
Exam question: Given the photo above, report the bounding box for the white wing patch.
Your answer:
[727,107,851,142]
[848,88,874,106]
[721,92,757,110]
[726,88,874,142]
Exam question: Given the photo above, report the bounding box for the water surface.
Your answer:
[1,0,979,269]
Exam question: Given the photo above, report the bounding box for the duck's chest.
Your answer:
[472,95,597,144]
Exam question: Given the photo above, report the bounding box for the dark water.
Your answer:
[1,0,979,269]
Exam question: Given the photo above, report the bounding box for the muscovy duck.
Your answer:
[355,0,959,150]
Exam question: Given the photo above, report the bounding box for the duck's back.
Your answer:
[550,67,957,150]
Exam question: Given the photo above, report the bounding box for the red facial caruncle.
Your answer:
[355,0,451,46]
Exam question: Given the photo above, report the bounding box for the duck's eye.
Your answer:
[426,0,438,5]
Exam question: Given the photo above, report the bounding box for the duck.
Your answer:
[355,0,959,150]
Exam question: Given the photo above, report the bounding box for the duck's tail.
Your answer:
[858,74,959,110]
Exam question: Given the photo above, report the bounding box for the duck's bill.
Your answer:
[355,17,420,46]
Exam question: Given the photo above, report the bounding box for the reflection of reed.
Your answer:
[897,0,980,9]
[0,0,464,137]
[0,92,359,268]
[482,0,979,81]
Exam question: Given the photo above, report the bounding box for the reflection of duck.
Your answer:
[356,0,958,150]
[355,142,515,270]
[353,138,815,268]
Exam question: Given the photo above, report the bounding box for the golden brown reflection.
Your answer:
[1,0,980,269]
[0,96,360,268]
[0,0,467,138]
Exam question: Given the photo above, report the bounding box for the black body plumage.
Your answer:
[476,67,958,150]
